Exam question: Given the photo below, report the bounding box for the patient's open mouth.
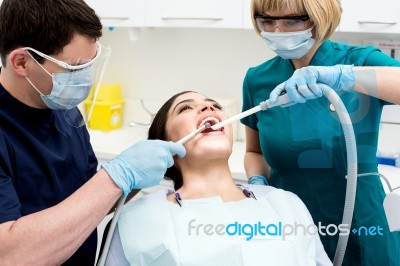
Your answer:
[199,117,223,133]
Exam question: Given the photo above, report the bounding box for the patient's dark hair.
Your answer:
[148,91,195,190]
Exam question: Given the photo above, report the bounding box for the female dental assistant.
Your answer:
[241,0,400,265]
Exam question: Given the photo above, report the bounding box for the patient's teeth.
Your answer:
[198,117,223,132]
[200,117,219,127]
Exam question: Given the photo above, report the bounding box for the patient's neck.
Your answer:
[176,159,246,202]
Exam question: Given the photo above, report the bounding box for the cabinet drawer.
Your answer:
[146,0,243,28]
[340,0,400,33]
[242,0,253,29]
[85,0,146,27]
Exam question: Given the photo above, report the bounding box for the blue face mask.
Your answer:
[261,27,315,59]
[26,64,94,110]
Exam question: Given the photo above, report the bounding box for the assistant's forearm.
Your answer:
[353,66,400,104]
[0,169,121,265]
[244,151,270,179]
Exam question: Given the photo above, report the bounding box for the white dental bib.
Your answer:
[117,186,320,266]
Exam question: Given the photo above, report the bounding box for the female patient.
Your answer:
[103,91,332,266]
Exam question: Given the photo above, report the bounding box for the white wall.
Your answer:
[99,28,400,102]
[98,28,400,147]
[98,27,273,140]
[99,27,270,102]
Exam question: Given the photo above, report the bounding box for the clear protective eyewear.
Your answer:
[21,42,103,71]
[22,42,111,128]
[254,14,310,32]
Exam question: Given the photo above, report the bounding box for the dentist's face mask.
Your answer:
[22,42,111,127]
[26,61,94,110]
[260,27,315,59]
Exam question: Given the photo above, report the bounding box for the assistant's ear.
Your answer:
[8,49,29,76]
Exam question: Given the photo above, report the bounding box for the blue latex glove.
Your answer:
[248,175,269,186]
[269,65,355,104]
[102,140,186,195]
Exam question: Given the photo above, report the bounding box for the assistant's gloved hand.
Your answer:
[269,65,355,104]
[102,140,186,196]
[248,175,269,186]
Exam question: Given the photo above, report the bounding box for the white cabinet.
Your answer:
[242,0,253,29]
[146,0,243,28]
[83,0,400,32]
[340,0,400,33]
[85,0,146,27]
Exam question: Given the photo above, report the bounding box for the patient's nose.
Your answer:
[201,104,215,112]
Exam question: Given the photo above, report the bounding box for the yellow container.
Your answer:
[85,84,124,131]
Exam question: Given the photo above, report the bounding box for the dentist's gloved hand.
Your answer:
[269,65,355,104]
[102,140,186,196]
[248,175,269,186]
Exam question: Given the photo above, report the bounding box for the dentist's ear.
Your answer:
[8,49,29,76]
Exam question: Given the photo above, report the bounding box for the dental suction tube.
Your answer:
[320,84,357,266]
[210,93,293,131]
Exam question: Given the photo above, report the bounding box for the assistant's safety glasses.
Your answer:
[21,42,102,70]
[254,14,310,32]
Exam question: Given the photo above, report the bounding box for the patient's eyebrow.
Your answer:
[172,98,220,112]
[172,99,195,112]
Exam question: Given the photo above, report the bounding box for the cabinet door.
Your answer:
[340,0,400,33]
[242,0,253,29]
[85,0,146,27]
[146,0,243,28]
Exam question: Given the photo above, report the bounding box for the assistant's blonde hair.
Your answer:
[250,0,342,43]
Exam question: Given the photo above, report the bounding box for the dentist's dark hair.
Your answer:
[0,0,102,66]
[148,91,195,190]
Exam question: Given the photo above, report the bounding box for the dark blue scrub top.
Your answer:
[0,84,98,265]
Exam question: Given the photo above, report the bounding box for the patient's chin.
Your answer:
[189,143,232,159]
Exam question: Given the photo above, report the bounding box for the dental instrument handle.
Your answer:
[211,93,293,131]
[210,105,262,131]
[176,122,211,145]
[261,92,293,109]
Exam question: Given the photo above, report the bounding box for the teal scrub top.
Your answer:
[241,40,400,265]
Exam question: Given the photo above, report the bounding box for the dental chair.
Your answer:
[96,188,141,266]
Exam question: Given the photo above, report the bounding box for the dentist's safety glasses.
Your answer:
[22,42,111,128]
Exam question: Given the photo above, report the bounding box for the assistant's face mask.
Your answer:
[261,27,315,59]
